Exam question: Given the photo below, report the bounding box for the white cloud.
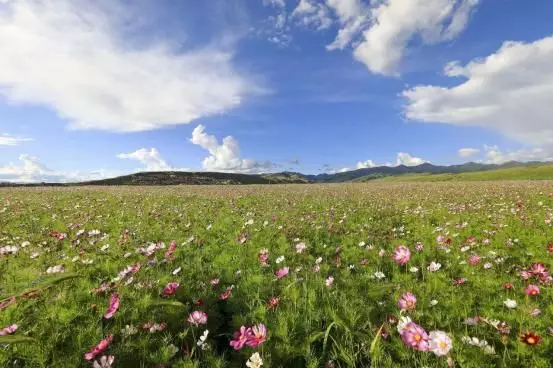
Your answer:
[396,152,429,166]
[263,0,286,7]
[0,154,121,183]
[483,145,553,165]
[291,0,333,30]
[116,148,172,171]
[458,147,480,158]
[0,0,255,132]
[190,125,273,173]
[403,36,553,145]
[356,159,376,168]
[0,133,32,146]
[353,0,479,75]
[326,0,370,50]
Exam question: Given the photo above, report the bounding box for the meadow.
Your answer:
[0,182,552,367]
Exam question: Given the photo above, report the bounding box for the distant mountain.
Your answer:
[0,161,551,186]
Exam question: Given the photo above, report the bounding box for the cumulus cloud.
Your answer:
[116,148,172,171]
[356,159,376,169]
[0,154,121,183]
[0,0,255,132]
[0,133,32,146]
[458,147,480,158]
[353,0,479,75]
[482,145,553,165]
[396,152,429,166]
[326,0,370,51]
[190,125,273,173]
[403,36,553,145]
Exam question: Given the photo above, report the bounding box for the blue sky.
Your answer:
[0,0,552,182]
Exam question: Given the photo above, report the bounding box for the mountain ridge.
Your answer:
[1,161,552,186]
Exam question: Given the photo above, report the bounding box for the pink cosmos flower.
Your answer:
[210,278,220,286]
[84,335,113,361]
[219,287,232,300]
[161,282,179,297]
[246,323,267,347]
[520,270,532,280]
[92,355,115,368]
[92,283,111,295]
[275,267,289,279]
[469,255,481,265]
[0,324,17,336]
[397,292,417,311]
[525,284,540,296]
[104,293,120,319]
[268,296,280,310]
[141,322,167,333]
[187,311,208,326]
[392,246,411,265]
[325,276,334,288]
[530,263,546,275]
[229,326,253,350]
[164,240,177,259]
[400,322,429,352]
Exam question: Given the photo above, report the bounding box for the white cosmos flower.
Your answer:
[409,267,419,273]
[397,316,412,333]
[276,256,285,264]
[504,299,517,309]
[373,271,385,280]
[427,261,442,272]
[246,352,263,368]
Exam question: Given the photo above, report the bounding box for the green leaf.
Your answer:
[0,335,37,344]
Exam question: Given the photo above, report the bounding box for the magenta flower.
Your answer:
[187,310,208,326]
[275,267,289,279]
[530,263,546,275]
[246,323,267,347]
[392,246,411,265]
[469,255,481,265]
[104,293,120,319]
[161,282,180,297]
[84,335,113,361]
[0,324,17,336]
[229,326,253,350]
[400,322,429,352]
[397,292,417,311]
[525,284,540,296]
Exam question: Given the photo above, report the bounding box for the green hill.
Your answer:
[371,164,553,182]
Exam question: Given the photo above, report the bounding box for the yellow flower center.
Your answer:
[414,334,421,341]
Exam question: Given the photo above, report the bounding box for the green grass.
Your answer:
[0,183,552,367]
[373,164,553,182]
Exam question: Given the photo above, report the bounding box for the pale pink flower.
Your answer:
[397,292,417,311]
[164,240,177,259]
[520,270,532,280]
[161,282,179,297]
[400,322,429,352]
[469,255,481,265]
[296,242,307,253]
[275,267,289,279]
[0,324,17,336]
[188,310,208,326]
[246,323,267,347]
[428,331,452,356]
[104,293,120,319]
[210,278,220,286]
[229,326,253,350]
[219,287,232,300]
[392,246,411,265]
[84,335,113,361]
[325,276,334,288]
[415,242,424,252]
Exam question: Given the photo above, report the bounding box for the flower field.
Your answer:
[1,182,552,367]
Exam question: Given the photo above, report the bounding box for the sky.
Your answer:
[0,0,552,182]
